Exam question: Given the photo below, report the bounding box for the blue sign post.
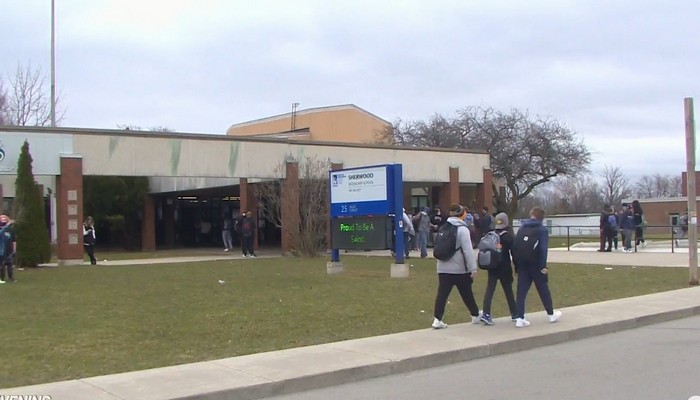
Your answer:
[329,164,404,266]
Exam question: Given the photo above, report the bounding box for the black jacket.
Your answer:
[492,228,515,276]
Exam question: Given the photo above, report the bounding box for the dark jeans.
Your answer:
[433,273,479,320]
[635,227,645,245]
[601,228,616,251]
[515,266,554,319]
[242,235,255,256]
[403,232,412,258]
[482,272,517,317]
[84,244,96,265]
[0,255,14,281]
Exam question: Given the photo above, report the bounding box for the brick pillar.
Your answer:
[164,196,175,248]
[281,162,300,255]
[326,163,343,249]
[142,195,156,251]
[476,168,493,211]
[439,167,460,211]
[239,178,258,249]
[403,185,412,212]
[56,155,84,265]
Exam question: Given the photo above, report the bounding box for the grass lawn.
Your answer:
[0,256,690,388]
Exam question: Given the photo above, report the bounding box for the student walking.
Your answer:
[431,204,481,329]
[83,216,97,265]
[512,207,561,328]
[480,212,517,325]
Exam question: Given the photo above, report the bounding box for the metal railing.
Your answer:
[512,223,690,253]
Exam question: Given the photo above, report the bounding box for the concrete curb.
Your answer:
[4,286,700,400]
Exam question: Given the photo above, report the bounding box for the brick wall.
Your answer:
[636,199,697,235]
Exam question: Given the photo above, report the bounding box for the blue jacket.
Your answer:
[514,218,549,270]
[620,211,635,230]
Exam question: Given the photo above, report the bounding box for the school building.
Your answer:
[0,105,494,265]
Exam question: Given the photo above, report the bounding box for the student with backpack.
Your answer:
[479,212,517,325]
[512,207,561,328]
[431,204,480,329]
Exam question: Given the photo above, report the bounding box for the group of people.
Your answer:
[222,211,258,258]
[401,205,497,259]
[431,205,561,329]
[599,200,646,253]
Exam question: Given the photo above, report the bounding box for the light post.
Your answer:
[50,0,56,127]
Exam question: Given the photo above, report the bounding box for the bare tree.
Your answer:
[382,106,591,216]
[669,176,683,197]
[601,165,633,206]
[255,156,330,257]
[462,108,591,216]
[634,174,683,198]
[4,63,64,126]
[552,175,603,214]
[634,175,655,198]
[0,80,8,125]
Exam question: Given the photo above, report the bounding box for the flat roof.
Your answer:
[0,126,487,155]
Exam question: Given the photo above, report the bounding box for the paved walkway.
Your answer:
[4,249,698,399]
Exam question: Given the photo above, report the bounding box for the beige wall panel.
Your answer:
[73,132,488,182]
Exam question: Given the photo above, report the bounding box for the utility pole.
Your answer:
[685,97,698,285]
[50,0,56,127]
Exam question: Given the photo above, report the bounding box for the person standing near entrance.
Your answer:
[83,216,97,265]
[416,207,434,258]
[0,215,17,283]
[222,215,234,252]
[402,208,415,259]
[512,207,561,328]
[240,211,257,258]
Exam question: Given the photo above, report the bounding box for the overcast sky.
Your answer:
[1,0,698,178]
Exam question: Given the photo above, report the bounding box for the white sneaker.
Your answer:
[432,318,448,329]
[471,315,482,324]
[0,280,5,284]
[641,242,647,248]
[515,318,531,328]
[224,248,230,252]
[548,310,562,323]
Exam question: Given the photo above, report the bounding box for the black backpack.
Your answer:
[512,225,540,264]
[433,223,460,261]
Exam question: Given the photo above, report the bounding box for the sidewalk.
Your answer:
[5,250,697,399]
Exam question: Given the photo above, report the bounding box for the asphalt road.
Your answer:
[268,316,700,400]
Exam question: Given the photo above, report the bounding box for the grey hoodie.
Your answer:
[436,217,478,274]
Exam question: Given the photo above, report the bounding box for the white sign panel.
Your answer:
[330,166,388,204]
[0,132,73,175]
